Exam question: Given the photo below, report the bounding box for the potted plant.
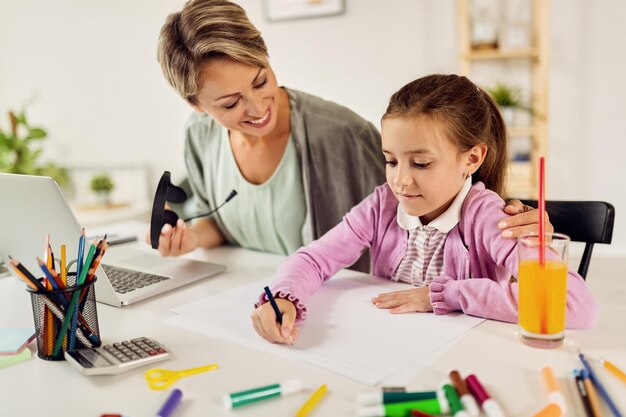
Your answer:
[485,83,533,126]
[90,173,115,206]
[0,109,69,186]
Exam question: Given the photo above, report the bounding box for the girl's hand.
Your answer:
[372,287,433,313]
[499,199,554,238]
[251,298,298,344]
[144,218,200,256]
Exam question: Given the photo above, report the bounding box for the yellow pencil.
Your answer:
[60,244,67,287]
[295,384,327,417]
[583,372,604,417]
[599,357,626,385]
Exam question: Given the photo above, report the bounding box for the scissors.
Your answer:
[144,363,219,390]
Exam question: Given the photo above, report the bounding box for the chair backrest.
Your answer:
[520,199,615,279]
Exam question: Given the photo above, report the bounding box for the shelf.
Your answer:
[466,47,539,61]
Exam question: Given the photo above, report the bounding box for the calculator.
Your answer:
[64,337,170,375]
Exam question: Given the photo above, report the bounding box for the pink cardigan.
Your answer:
[261,182,598,329]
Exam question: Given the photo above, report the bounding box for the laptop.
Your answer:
[0,173,226,307]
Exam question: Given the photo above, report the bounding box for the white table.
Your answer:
[1,245,625,417]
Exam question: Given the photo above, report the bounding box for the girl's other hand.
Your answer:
[144,218,200,256]
[499,199,554,238]
[251,298,298,344]
[372,287,433,313]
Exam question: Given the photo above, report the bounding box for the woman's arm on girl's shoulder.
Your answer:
[430,189,598,329]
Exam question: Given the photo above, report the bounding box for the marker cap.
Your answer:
[280,379,304,395]
[356,392,384,406]
[356,405,384,417]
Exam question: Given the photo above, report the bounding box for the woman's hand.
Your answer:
[499,199,553,238]
[371,287,433,313]
[251,298,298,344]
[144,218,200,256]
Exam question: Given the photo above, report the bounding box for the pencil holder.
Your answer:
[27,273,101,361]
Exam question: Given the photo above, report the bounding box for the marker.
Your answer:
[156,388,182,417]
[443,384,470,417]
[356,398,441,417]
[437,382,450,414]
[264,286,283,324]
[357,390,437,406]
[296,384,327,417]
[540,366,566,413]
[466,374,506,417]
[573,369,594,417]
[450,370,480,417]
[599,357,626,385]
[579,352,623,417]
[222,379,303,409]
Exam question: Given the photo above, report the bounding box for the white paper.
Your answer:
[165,272,484,385]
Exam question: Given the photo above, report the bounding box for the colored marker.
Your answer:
[357,390,437,406]
[296,384,327,417]
[437,382,450,415]
[573,369,594,417]
[532,403,562,417]
[599,357,626,385]
[450,370,480,417]
[264,286,283,324]
[222,379,303,409]
[466,374,506,417]
[356,398,441,417]
[156,388,182,417]
[443,384,470,417]
[541,366,566,413]
[579,352,623,417]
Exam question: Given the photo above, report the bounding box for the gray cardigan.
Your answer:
[183,88,385,270]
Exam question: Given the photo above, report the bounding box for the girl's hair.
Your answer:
[383,74,508,197]
[157,0,268,105]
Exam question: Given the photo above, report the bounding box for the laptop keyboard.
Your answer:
[101,264,170,294]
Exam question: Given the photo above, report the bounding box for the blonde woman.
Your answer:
[151,0,548,271]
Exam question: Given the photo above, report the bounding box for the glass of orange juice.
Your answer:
[517,232,570,348]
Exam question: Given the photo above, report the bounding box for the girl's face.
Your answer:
[192,57,282,137]
[381,116,485,224]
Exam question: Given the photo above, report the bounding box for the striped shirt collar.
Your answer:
[396,175,473,232]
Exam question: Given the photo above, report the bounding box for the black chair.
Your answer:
[520,200,615,279]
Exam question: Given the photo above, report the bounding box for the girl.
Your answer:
[251,74,597,344]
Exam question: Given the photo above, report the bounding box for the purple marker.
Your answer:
[156,389,182,417]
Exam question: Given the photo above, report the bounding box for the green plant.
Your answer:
[0,109,69,186]
[90,174,115,193]
[486,83,533,114]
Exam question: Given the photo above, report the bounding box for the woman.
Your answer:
[151,0,548,271]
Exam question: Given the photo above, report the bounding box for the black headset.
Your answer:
[149,171,237,249]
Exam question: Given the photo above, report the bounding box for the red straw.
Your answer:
[538,157,546,264]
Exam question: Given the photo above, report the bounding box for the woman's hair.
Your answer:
[157,0,269,104]
[383,74,508,197]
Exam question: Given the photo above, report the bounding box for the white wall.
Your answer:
[1,0,624,254]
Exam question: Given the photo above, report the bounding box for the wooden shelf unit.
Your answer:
[458,0,550,199]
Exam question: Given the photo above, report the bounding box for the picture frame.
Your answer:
[264,0,345,22]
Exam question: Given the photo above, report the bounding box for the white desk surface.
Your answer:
[1,244,625,417]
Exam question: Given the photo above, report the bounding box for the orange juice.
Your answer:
[518,259,567,335]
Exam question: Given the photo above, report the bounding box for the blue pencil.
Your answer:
[264,286,283,324]
[579,352,623,417]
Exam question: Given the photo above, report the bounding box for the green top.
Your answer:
[210,128,306,255]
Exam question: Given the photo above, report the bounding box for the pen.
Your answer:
[466,374,506,417]
[443,384,470,417]
[541,366,566,413]
[264,286,283,324]
[581,368,604,417]
[573,369,594,417]
[599,357,626,385]
[156,389,182,417]
[579,352,623,417]
[296,384,327,417]
[450,370,480,417]
[223,379,303,409]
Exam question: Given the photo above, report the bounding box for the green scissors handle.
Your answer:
[145,363,219,390]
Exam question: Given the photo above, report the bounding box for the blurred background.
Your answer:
[0,0,624,257]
